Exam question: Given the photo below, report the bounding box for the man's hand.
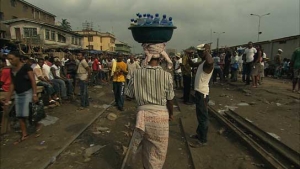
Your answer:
[169,114,174,121]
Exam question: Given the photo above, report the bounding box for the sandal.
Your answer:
[14,135,29,145]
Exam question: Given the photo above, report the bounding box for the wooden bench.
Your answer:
[0,86,44,134]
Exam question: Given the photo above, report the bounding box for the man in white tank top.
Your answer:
[188,44,214,147]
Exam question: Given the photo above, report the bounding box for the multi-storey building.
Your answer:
[0,0,56,39]
[115,40,131,54]
[74,30,116,52]
[2,18,82,49]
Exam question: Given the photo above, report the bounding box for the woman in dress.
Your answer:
[5,51,38,144]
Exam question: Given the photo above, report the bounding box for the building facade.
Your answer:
[2,18,82,49]
[74,30,116,52]
[115,40,131,54]
[0,0,56,39]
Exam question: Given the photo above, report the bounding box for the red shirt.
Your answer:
[0,68,11,92]
[92,59,99,71]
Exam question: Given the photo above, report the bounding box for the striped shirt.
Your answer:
[125,66,174,106]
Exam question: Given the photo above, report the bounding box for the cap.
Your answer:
[175,52,181,58]
[278,49,283,52]
[196,44,205,51]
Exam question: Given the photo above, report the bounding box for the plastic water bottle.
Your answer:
[145,14,152,25]
[168,17,173,26]
[130,19,135,26]
[160,14,168,25]
[153,13,160,25]
[137,15,144,26]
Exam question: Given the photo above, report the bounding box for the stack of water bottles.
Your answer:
[130,13,174,26]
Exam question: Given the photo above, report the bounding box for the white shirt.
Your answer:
[126,61,140,79]
[175,58,182,73]
[49,64,61,80]
[43,64,51,79]
[194,61,213,96]
[244,47,257,63]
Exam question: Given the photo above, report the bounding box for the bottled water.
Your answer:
[168,17,173,26]
[152,13,160,25]
[137,14,145,26]
[130,19,135,26]
[145,14,152,25]
[160,14,168,25]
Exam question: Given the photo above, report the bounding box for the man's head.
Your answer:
[37,58,45,67]
[54,58,61,66]
[197,44,211,59]
[44,56,49,61]
[278,49,283,54]
[130,55,134,62]
[248,42,253,48]
[117,53,123,62]
[77,52,83,60]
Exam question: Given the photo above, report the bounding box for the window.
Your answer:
[88,36,93,42]
[0,12,4,21]
[72,36,75,44]
[58,34,66,43]
[23,28,37,37]
[23,5,28,12]
[10,0,16,7]
[87,45,93,50]
[110,38,115,43]
[79,38,81,46]
[51,31,56,41]
[45,29,50,40]
[75,38,78,45]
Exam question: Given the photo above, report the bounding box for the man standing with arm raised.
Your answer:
[189,44,214,147]
[125,56,174,169]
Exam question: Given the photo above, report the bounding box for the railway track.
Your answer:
[208,106,300,169]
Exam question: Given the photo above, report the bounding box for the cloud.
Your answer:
[26,0,299,52]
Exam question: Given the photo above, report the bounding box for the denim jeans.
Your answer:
[212,68,223,83]
[195,91,209,143]
[37,81,55,95]
[244,62,252,84]
[64,79,74,96]
[182,75,191,102]
[79,80,89,107]
[51,79,67,98]
[113,82,124,109]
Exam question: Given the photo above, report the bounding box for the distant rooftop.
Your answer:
[19,0,56,17]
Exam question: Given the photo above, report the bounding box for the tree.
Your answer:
[60,19,72,31]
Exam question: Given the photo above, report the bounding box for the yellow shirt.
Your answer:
[113,61,127,82]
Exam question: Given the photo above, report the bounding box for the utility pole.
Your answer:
[250,13,270,42]
[213,31,225,53]
[82,21,93,55]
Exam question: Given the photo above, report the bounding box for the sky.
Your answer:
[27,0,300,53]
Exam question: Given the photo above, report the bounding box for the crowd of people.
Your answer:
[172,42,300,95]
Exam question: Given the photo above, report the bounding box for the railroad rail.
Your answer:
[208,106,300,169]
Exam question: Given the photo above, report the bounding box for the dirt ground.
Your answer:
[209,78,300,153]
[1,75,298,169]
